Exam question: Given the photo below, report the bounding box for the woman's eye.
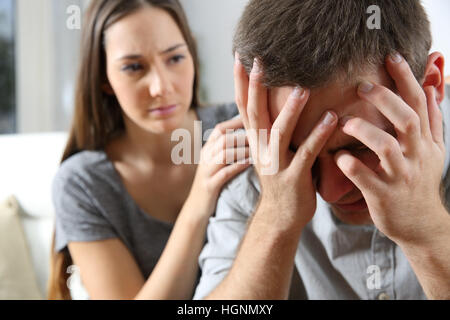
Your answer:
[122,63,143,72]
[168,55,185,65]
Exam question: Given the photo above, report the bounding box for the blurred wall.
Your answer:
[180,0,248,105]
[13,0,450,133]
[422,0,450,76]
[15,0,87,133]
[181,0,450,108]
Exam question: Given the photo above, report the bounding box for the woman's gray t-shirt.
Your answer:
[52,103,239,281]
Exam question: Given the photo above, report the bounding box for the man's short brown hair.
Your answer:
[233,0,432,88]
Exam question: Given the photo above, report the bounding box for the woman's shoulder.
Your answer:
[57,150,109,178]
[195,102,239,132]
[53,150,117,193]
[52,150,122,253]
[52,149,126,219]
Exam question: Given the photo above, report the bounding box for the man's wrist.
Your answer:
[255,197,306,239]
[209,199,304,300]
[394,208,450,299]
[396,207,450,256]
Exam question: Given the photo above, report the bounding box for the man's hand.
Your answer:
[335,52,448,245]
[206,55,337,299]
[335,52,450,299]
[234,54,338,232]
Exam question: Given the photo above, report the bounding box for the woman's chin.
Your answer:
[145,117,184,134]
[145,105,191,134]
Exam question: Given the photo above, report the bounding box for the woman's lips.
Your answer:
[333,197,368,212]
[149,104,178,116]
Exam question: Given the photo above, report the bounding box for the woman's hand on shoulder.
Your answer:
[189,117,251,217]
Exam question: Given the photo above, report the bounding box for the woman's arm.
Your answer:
[68,239,145,299]
[69,117,250,300]
[67,193,212,300]
[134,192,214,299]
[135,117,250,299]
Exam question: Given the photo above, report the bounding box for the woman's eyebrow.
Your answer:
[117,54,143,61]
[116,44,187,61]
[159,43,187,54]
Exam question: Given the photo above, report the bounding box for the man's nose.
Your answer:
[317,157,355,203]
[149,66,174,98]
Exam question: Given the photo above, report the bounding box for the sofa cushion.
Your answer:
[0,132,68,296]
[0,196,42,299]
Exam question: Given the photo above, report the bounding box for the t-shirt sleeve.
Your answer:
[52,167,118,253]
[193,169,258,299]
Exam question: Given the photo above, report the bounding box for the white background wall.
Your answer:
[13,0,450,133]
[180,0,248,105]
[181,0,450,107]
[422,0,450,76]
[15,0,87,133]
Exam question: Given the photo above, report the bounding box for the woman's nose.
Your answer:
[317,158,355,203]
[149,67,174,98]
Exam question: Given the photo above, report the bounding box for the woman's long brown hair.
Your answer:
[47,0,201,300]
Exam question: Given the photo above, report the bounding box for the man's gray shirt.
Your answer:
[194,86,450,300]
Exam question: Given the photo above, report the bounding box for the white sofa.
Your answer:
[0,132,69,299]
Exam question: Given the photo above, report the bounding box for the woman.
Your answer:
[47,0,249,300]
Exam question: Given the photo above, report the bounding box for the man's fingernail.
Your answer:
[292,86,305,98]
[252,58,261,73]
[322,112,336,126]
[390,52,403,63]
[358,81,374,93]
[339,116,353,127]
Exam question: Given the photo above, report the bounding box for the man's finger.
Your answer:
[234,52,250,129]
[385,52,430,138]
[341,116,404,178]
[357,82,421,156]
[247,58,272,132]
[292,111,337,171]
[271,87,309,154]
[334,150,382,195]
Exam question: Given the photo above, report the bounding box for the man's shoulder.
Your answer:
[224,165,259,191]
[216,165,261,219]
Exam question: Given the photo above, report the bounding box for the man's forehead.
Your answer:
[305,69,396,152]
[309,66,396,106]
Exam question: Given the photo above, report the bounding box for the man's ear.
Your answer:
[422,52,445,105]
[102,82,115,95]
